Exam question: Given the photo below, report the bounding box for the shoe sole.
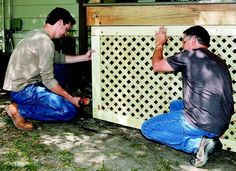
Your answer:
[191,138,215,168]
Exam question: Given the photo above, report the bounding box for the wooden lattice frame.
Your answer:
[91,26,236,151]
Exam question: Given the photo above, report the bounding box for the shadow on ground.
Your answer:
[0,89,236,171]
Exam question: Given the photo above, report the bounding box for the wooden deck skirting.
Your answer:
[86,3,236,151]
[86,3,236,26]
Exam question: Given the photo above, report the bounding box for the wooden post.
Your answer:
[78,0,88,54]
[76,0,92,93]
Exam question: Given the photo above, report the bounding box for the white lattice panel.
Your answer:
[91,26,236,151]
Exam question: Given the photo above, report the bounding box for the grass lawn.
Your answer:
[0,90,236,171]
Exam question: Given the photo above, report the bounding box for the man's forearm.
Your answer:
[50,84,75,105]
[151,44,173,72]
[65,50,93,63]
[152,45,164,65]
[152,45,164,71]
[65,54,86,63]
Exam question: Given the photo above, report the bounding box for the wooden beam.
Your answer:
[86,3,236,26]
[79,0,88,54]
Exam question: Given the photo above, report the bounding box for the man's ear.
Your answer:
[57,19,64,26]
[191,36,197,45]
[54,20,62,27]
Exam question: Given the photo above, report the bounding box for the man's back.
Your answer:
[167,48,234,134]
[3,29,55,92]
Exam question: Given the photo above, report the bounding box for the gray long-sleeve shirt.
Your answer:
[3,28,66,92]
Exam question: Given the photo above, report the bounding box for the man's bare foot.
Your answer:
[5,103,33,130]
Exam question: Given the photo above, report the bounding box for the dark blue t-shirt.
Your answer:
[167,48,234,134]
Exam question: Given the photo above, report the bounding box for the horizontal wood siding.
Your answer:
[13,0,76,5]
[86,3,236,26]
[12,0,79,30]
[13,5,79,30]
[12,0,79,45]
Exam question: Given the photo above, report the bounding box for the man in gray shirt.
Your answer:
[141,26,234,167]
[4,7,94,131]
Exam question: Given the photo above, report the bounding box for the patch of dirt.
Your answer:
[0,89,236,171]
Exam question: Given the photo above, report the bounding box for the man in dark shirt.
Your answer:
[141,25,234,167]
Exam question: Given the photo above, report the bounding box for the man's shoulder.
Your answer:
[25,28,49,39]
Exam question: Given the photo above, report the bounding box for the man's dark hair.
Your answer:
[183,25,210,47]
[45,7,76,26]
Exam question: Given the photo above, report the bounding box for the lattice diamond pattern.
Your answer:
[100,35,183,121]
[94,30,236,151]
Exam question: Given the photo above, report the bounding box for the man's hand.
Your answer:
[155,26,168,47]
[72,97,81,108]
[73,97,91,108]
[152,26,173,72]
[83,49,95,61]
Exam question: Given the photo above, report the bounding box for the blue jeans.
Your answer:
[10,83,78,121]
[141,100,218,154]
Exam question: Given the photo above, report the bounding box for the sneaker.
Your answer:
[190,137,216,168]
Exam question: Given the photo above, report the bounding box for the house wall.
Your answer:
[0,0,79,53]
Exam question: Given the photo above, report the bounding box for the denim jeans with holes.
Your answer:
[10,83,78,121]
[141,100,218,154]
